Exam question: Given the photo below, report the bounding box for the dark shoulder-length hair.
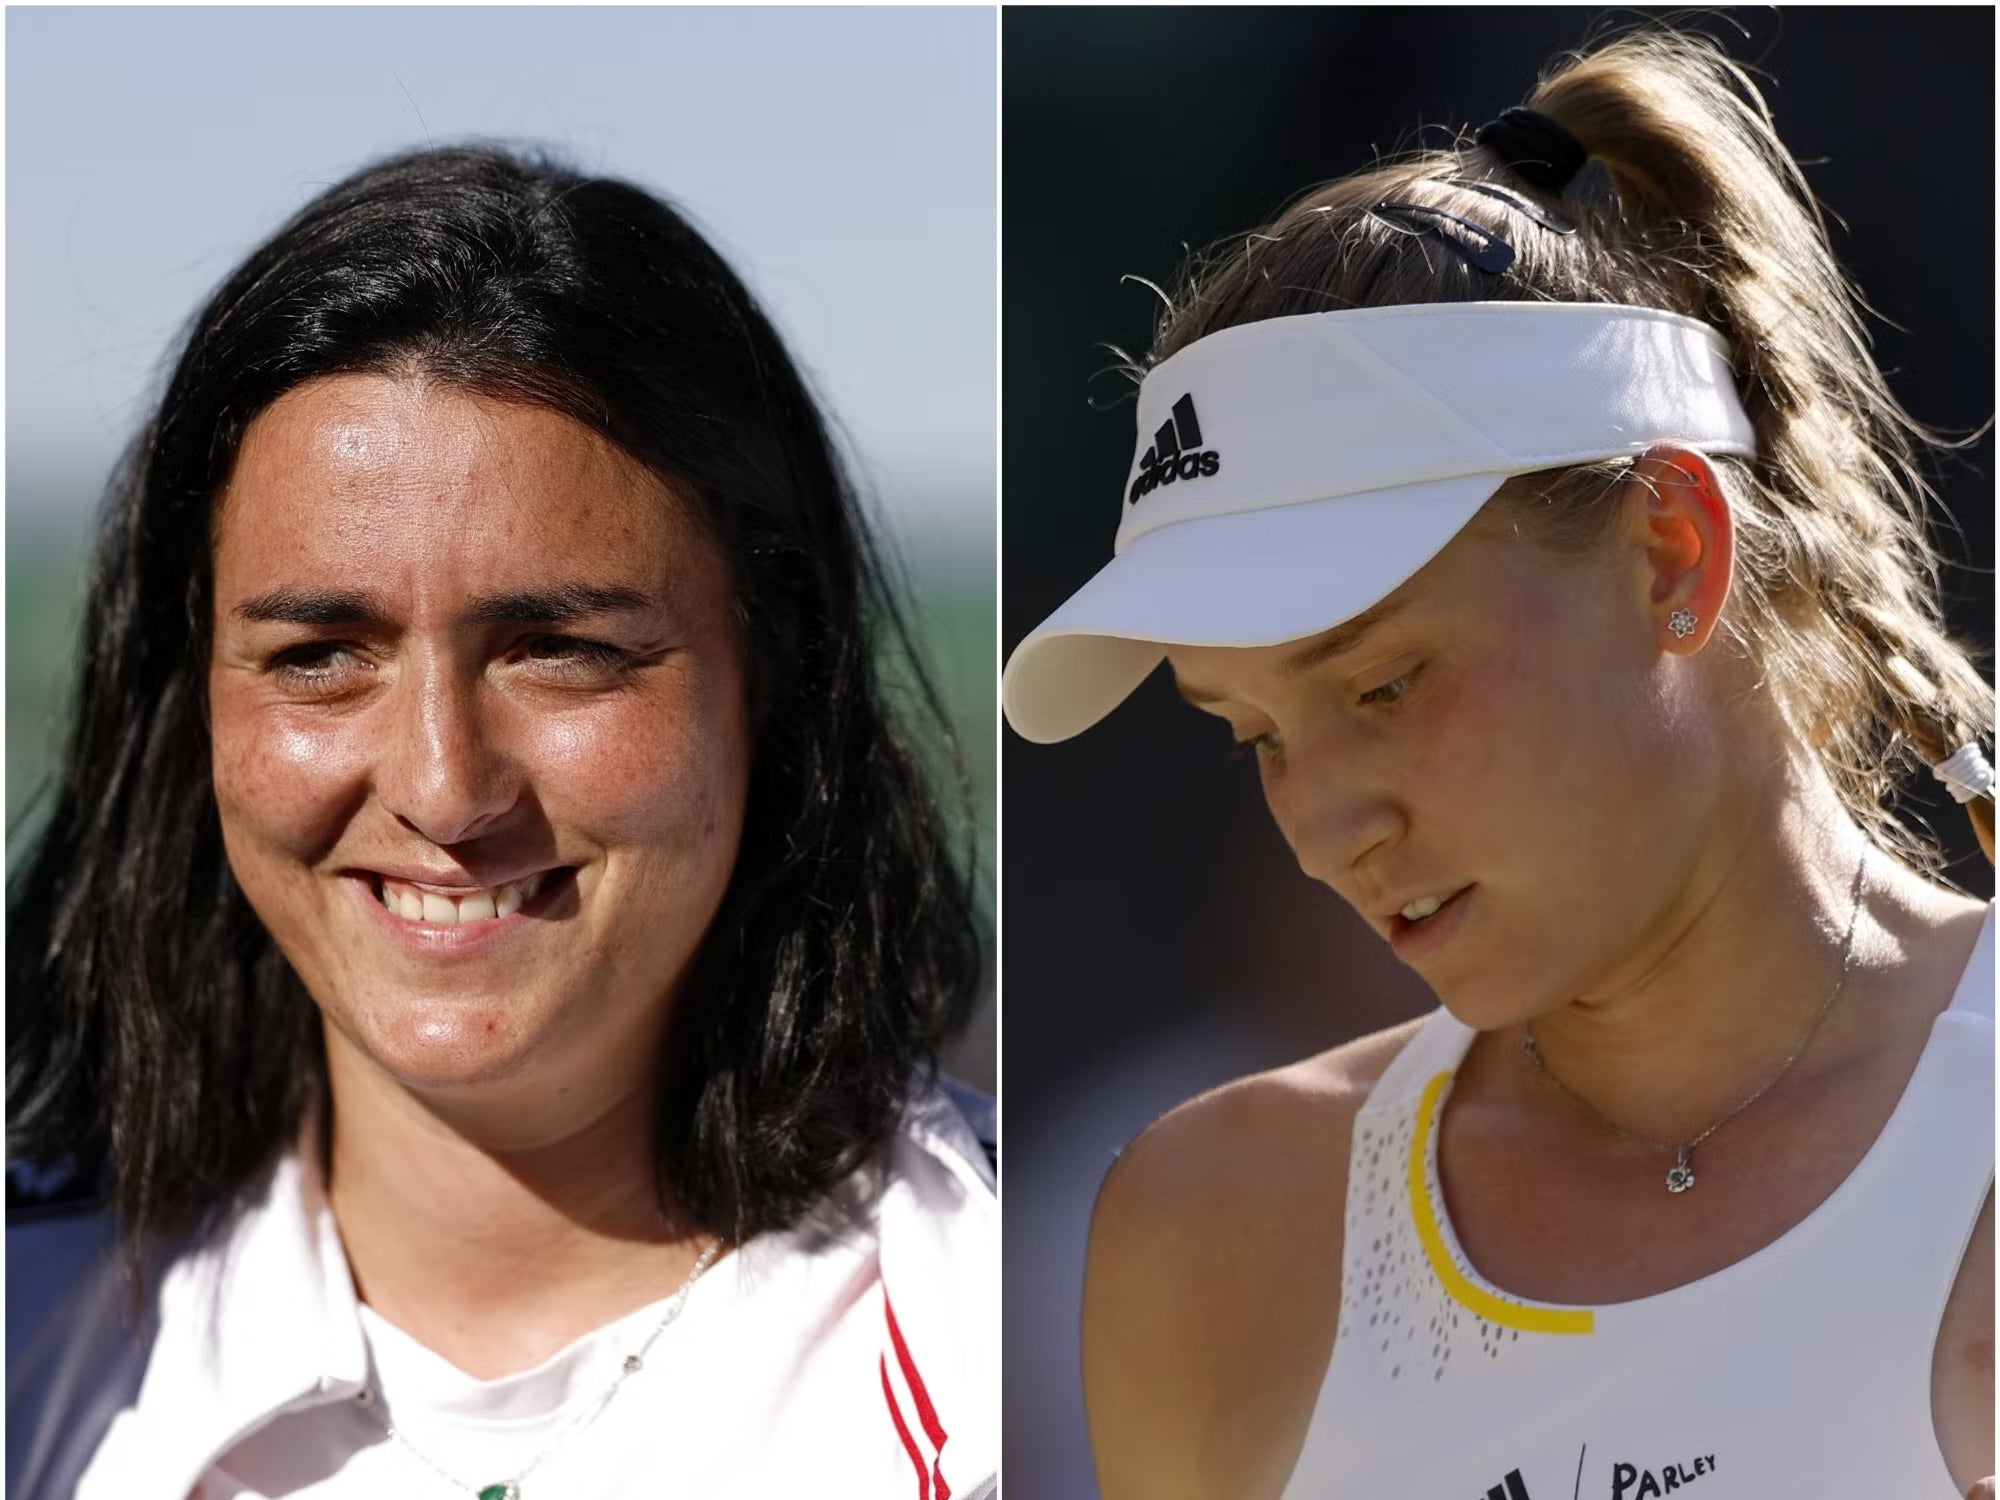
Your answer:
[7,144,983,1264]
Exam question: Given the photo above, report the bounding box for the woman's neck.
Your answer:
[321,1040,711,1380]
[1483,775,1984,1149]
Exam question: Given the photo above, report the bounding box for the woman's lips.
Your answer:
[1388,883,1474,961]
[350,867,575,950]
[374,869,552,924]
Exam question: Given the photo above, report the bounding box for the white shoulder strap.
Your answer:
[1361,1006,1475,1114]
[1946,901,1994,1022]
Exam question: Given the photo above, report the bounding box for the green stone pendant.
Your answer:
[478,1485,519,1500]
[1665,1146,1695,1195]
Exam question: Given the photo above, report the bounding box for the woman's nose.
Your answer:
[1269,733,1406,890]
[375,658,519,847]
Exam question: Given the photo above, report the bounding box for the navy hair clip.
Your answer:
[1451,178,1578,236]
[1368,200,1516,275]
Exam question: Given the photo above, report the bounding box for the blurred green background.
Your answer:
[4,518,85,856]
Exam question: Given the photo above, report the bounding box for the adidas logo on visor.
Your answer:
[1127,392,1221,504]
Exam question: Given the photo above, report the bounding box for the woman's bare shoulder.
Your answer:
[1081,1015,1429,1500]
[1095,1013,1428,1221]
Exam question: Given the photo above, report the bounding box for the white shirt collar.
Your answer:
[78,1127,368,1498]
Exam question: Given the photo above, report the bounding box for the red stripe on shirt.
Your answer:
[885,1290,951,1498]
[881,1352,931,1500]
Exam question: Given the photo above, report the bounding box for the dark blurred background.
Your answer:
[1001,8,1994,1492]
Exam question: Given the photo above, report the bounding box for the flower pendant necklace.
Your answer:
[1520,852,1867,1194]
[375,1238,720,1497]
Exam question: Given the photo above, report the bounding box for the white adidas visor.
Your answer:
[1002,301,1758,744]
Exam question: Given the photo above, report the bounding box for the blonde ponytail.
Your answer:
[1526,33,1993,869]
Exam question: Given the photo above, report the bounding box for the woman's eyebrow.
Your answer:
[1175,593,1414,706]
[232,587,387,626]
[1276,593,1410,678]
[460,584,654,626]
[231,583,655,627]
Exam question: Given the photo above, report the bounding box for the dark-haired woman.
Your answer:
[1003,28,1991,1500]
[8,146,994,1499]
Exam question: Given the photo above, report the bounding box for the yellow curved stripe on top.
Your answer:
[1408,1070,1595,1335]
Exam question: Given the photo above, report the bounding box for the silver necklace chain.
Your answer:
[1520,852,1868,1194]
[375,1237,722,1498]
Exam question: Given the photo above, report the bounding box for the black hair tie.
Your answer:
[1474,107,1587,195]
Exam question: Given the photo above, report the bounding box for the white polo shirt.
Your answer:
[74,1085,996,1500]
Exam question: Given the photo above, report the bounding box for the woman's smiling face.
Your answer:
[1164,492,1740,1029]
[209,373,751,1094]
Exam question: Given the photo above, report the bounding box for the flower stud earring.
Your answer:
[1668,608,1698,640]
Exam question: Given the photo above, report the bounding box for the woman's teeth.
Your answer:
[1401,894,1449,922]
[377,871,548,924]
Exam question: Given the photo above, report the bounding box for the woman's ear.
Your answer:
[1626,444,1735,653]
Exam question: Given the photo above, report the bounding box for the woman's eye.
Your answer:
[518,635,634,679]
[263,642,364,689]
[1229,729,1283,762]
[1357,668,1417,707]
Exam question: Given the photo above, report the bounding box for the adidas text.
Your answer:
[1129,448,1219,503]
[1128,391,1222,504]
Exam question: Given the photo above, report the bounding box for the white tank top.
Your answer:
[1282,904,1993,1500]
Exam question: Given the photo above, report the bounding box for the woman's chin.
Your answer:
[1428,981,1543,1037]
[330,998,545,1093]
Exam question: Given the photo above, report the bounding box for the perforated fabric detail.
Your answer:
[1335,1107,1531,1388]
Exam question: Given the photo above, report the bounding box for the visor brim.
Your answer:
[1002,473,1500,743]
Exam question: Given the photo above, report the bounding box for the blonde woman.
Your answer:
[1004,29,1993,1500]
